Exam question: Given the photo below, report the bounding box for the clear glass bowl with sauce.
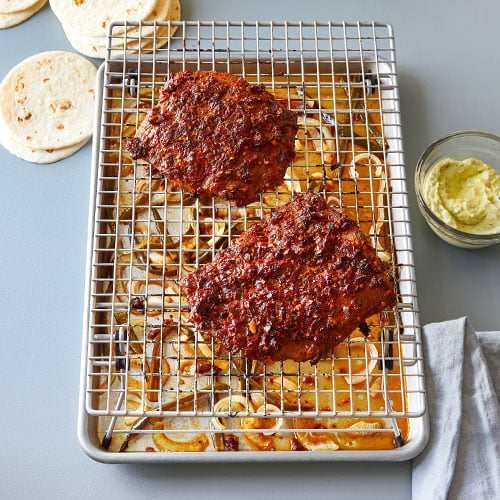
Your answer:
[415,131,500,248]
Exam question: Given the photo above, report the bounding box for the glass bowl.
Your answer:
[415,131,500,249]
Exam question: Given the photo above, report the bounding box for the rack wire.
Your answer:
[81,21,426,456]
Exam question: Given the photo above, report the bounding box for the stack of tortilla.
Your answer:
[0,0,47,29]
[50,0,181,59]
[0,51,97,164]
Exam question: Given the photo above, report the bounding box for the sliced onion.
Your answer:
[343,338,378,385]
[149,251,175,267]
[367,222,391,262]
[243,432,274,451]
[199,219,226,249]
[163,284,181,305]
[325,193,341,208]
[196,332,212,359]
[124,398,144,426]
[296,432,339,451]
[164,206,196,243]
[249,392,267,408]
[353,152,384,177]
[297,116,321,127]
[346,420,383,437]
[195,332,229,373]
[115,252,132,299]
[171,332,195,358]
[294,419,339,451]
[295,418,339,451]
[131,280,146,295]
[283,171,303,195]
[126,376,143,391]
[179,360,195,374]
[270,376,298,391]
[96,374,116,392]
[211,396,251,431]
[241,403,283,436]
[369,376,382,399]
[152,423,210,452]
[257,404,283,436]
[296,116,336,163]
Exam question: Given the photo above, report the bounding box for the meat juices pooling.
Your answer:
[127,70,298,207]
[182,192,396,364]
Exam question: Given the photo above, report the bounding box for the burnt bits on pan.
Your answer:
[127,70,298,207]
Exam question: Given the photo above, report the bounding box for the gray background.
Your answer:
[1,1,499,499]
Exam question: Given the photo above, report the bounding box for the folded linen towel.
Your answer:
[412,317,500,500]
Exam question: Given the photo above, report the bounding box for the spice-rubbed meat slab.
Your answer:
[182,192,396,363]
[127,70,298,207]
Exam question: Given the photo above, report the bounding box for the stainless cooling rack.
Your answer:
[79,21,428,462]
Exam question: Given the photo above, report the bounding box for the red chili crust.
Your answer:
[181,192,396,364]
[127,70,298,207]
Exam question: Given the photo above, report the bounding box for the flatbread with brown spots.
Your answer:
[49,0,157,38]
[0,0,46,29]
[0,0,40,14]
[57,0,179,60]
[0,51,96,149]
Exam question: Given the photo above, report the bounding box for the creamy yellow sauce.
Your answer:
[423,157,500,234]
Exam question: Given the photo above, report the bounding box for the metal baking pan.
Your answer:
[78,21,429,462]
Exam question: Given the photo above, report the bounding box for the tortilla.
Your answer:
[49,0,156,38]
[0,0,39,14]
[77,0,172,44]
[0,51,96,149]
[0,132,87,163]
[62,0,180,60]
[0,0,46,29]
[64,24,176,59]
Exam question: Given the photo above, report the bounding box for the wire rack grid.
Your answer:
[80,21,426,455]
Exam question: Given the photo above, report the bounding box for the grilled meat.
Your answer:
[127,70,298,207]
[182,192,396,363]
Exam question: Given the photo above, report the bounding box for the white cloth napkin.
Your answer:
[412,317,500,500]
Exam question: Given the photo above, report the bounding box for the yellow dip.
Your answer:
[423,157,500,234]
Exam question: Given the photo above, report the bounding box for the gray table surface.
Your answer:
[1,0,499,498]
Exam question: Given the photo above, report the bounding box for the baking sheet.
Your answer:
[78,21,428,462]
